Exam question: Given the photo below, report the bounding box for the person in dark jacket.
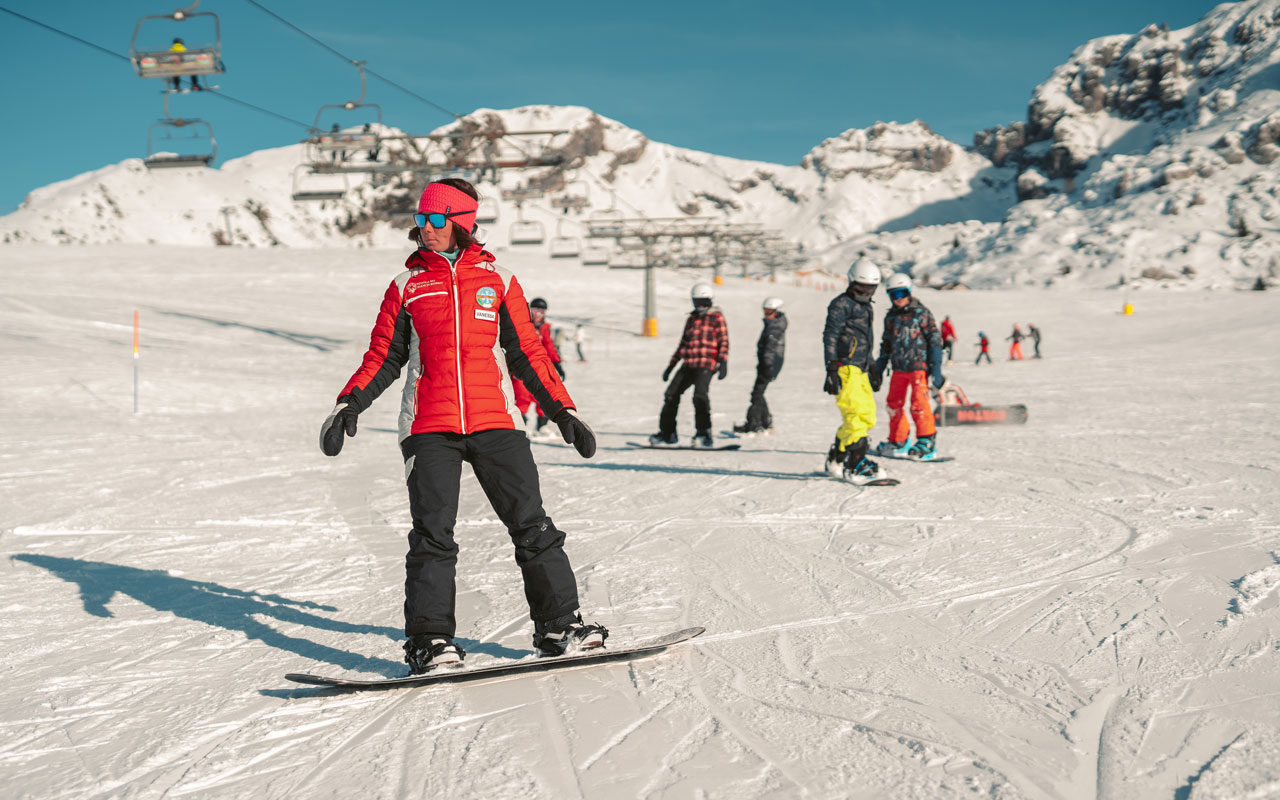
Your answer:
[873,273,944,460]
[318,178,606,675]
[650,283,729,448]
[735,297,787,433]
[822,259,884,480]
[1028,323,1042,358]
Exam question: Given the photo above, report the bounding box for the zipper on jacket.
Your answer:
[450,262,467,434]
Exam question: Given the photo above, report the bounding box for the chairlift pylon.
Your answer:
[130,1,225,80]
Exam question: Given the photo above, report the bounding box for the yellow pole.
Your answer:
[643,317,658,337]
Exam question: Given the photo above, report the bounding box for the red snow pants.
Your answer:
[513,380,542,417]
[1009,342,1024,360]
[887,370,936,442]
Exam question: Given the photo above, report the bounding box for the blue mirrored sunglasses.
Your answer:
[888,288,910,300]
[414,210,468,229]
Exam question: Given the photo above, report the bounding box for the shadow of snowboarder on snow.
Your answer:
[13,554,411,675]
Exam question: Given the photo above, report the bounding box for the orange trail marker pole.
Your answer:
[133,310,139,413]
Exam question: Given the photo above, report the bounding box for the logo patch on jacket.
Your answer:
[475,286,497,309]
[474,308,497,321]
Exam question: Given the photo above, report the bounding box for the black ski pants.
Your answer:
[400,429,579,638]
[660,365,714,436]
[745,368,773,430]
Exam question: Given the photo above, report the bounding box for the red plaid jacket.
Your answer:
[668,310,729,371]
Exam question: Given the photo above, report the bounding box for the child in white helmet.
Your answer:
[821,259,885,482]
[651,284,730,448]
[735,297,787,433]
[873,273,945,460]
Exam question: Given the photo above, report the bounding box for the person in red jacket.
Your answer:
[940,315,957,364]
[319,178,607,675]
[512,297,565,436]
[650,283,729,448]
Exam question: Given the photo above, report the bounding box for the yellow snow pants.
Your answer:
[834,365,876,452]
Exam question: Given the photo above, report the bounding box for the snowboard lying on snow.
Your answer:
[285,627,705,690]
[937,404,1028,426]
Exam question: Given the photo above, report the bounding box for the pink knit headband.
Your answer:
[417,183,479,234]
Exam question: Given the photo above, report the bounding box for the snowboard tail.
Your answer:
[938,404,1027,426]
[285,627,705,690]
[626,442,741,451]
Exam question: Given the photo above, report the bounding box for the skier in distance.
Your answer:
[319,178,607,675]
[734,296,786,434]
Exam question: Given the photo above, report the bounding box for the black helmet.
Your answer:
[173,37,184,44]
[529,297,548,310]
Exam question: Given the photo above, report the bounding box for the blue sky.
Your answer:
[0,0,1217,213]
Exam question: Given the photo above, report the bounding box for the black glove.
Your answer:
[931,366,946,390]
[823,362,843,396]
[320,396,359,456]
[554,361,566,380]
[869,364,883,392]
[662,363,676,382]
[554,409,596,458]
[716,361,728,380]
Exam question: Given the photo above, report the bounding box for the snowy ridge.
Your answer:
[5,2,1280,290]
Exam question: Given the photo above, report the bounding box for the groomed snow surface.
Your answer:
[2,245,1278,799]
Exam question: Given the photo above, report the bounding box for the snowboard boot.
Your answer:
[648,431,678,446]
[533,612,609,657]
[874,440,909,457]
[824,439,845,474]
[844,456,883,481]
[692,430,714,448]
[404,635,466,675]
[907,434,937,461]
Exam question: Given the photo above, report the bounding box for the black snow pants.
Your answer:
[400,429,579,638]
[744,369,773,430]
[659,366,714,436]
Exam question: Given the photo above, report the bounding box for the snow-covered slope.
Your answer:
[2,244,1278,797]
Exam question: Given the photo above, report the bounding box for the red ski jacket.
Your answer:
[337,245,573,438]
[668,310,729,371]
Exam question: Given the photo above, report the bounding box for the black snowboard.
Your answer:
[814,469,900,487]
[626,442,741,451]
[285,627,705,690]
[938,404,1028,426]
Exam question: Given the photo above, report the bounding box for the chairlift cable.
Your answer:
[242,0,462,119]
[0,6,311,131]
[0,5,131,63]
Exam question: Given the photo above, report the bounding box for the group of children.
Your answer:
[644,262,946,483]
[974,323,1042,363]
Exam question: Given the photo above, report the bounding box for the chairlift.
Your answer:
[291,166,347,202]
[550,180,590,212]
[581,245,610,266]
[130,1,225,80]
[549,218,580,258]
[475,197,499,224]
[587,207,624,237]
[143,88,215,169]
[303,62,383,167]
[509,205,545,245]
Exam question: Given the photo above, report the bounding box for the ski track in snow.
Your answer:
[1,245,1278,799]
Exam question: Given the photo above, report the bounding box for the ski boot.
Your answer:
[907,434,938,461]
[533,613,609,657]
[404,635,466,675]
[648,431,678,447]
[874,440,909,457]
[692,430,714,448]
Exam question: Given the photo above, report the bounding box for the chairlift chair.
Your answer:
[302,62,383,168]
[509,221,546,246]
[144,117,215,169]
[475,197,499,225]
[549,237,581,258]
[550,180,590,212]
[130,2,225,80]
[581,245,610,266]
[290,166,347,202]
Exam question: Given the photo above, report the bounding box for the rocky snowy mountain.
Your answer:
[4,0,1280,290]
